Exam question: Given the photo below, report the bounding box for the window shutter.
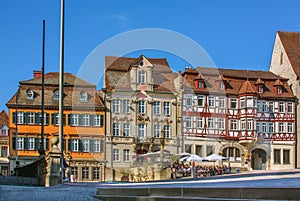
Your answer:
[45,138,49,150]
[63,114,66,125]
[35,113,40,125]
[79,114,83,126]
[24,137,28,150]
[45,113,49,125]
[63,139,66,151]
[51,114,55,125]
[35,138,39,150]
[12,137,16,150]
[68,139,72,152]
[90,115,94,126]
[12,112,16,124]
[100,115,104,127]
[24,113,28,124]
[68,114,71,126]
[79,139,83,152]
[90,140,94,153]
[100,140,104,153]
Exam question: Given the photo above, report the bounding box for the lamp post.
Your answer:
[15,85,20,168]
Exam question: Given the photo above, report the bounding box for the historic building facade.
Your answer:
[0,110,9,175]
[103,55,181,179]
[182,67,296,170]
[6,71,106,181]
[269,31,300,168]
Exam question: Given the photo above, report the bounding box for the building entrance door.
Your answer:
[251,149,267,170]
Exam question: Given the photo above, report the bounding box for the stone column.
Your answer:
[45,137,63,187]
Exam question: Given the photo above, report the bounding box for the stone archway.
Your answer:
[251,148,267,170]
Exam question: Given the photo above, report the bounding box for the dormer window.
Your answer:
[53,90,59,100]
[138,71,146,84]
[220,82,225,90]
[258,85,264,93]
[26,90,34,99]
[215,75,225,90]
[277,86,283,94]
[80,91,88,102]
[198,81,204,89]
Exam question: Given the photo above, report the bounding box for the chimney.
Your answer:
[33,70,42,78]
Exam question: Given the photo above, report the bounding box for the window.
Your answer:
[218,118,225,130]
[247,119,252,130]
[53,90,59,100]
[17,112,24,124]
[207,117,214,129]
[230,119,238,130]
[186,94,193,106]
[274,149,281,164]
[123,150,130,162]
[153,124,160,138]
[279,102,285,113]
[123,100,130,113]
[80,92,88,102]
[138,124,145,139]
[280,52,283,65]
[279,122,285,132]
[138,71,146,84]
[112,100,120,113]
[70,167,78,181]
[287,102,293,113]
[38,113,48,125]
[240,97,245,108]
[112,123,120,136]
[208,96,215,107]
[26,90,34,99]
[186,116,192,128]
[52,113,60,125]
[138,100,145,114]
[82,114,90,126]
[219,97,226,108]
[82,139,89,152]
[195,145,202,157]
[197,95,204,107]
[1,146,8,157]
[163,125,170,138]
[163,102,170,115]
[93,114,103,127]
[82,167,89,180]
[277,87,283,94]
[93,140,102,152]
[268,123,274,133]
[206,145,214,156]
[113,149,120,161]
[93,167,100,180]
[256,123,261,132]
[1,129,7,136]
[153,101,160,115]
[287,123,293,133]
[17,138,24,150]
[241,119,246,130]
[123,123,130,137]
[220,82,225,90]
[263,101,269,112]
[230,98,237,109]
[283,149,290,164]
[27,113,35,124]
[246,97,253,107]
[258,85,264,93]
[70,114,79,126]
[269,102,274,112]
[198,81,204,89]
[71,139,79,152]
[262,122,267,133]
[197,117,204,129]
[28,138,35,150]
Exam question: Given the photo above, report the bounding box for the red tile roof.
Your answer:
[277,31,300,77]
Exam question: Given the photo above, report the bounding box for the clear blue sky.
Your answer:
[1,0,300,111]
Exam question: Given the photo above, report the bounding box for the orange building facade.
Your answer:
[6,71,106,181]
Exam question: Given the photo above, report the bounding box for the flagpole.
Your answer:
[59,0,65,182]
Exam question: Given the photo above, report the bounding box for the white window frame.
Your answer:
[123,149,130,162]
[163,125,170,138]
[287,122,293,133]
[138,71,146,84]
[27,112,35,124]
[186,116,192,128]
[269,102,274,113]
[197,95,204,107]
[207,117,214,129]
[112,100,120,113]
[72,139,79,152]
[82,139,90,152]
[279,102,285,113]
[230,98,238,109]
[262,122,267,133]
[113,123,120,136]
[268,123,274,133]
[163,102,170,115]
[138,100,145,114]
[80,92,88,102]
[54,90,59,100]
[93,140,101,152]
[240,97,245,108]
[247,119,252,130]
[241,119,246,130]
[93,114,101,126]
[230,119,238,130]
[186,94,193,106]
[17,112,24,124]
[82,114,90,126]
[71,114,79,126]
[218,118,225,130]
[113,149,120,161]
[246,96,253,108]
[122,100,130,114]
[287,102,293,113]
[17,138,24,150]
[153,101,161,115]
[153,124,160,138]
[279,122,285,132]
[208,96,215,108]
[123,123,130,137]
[197,117,204,129]
[138,124,145,139]
[28,138,35,150]
[219,97,226,108]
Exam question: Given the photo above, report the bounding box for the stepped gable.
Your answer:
[277,31,300,78]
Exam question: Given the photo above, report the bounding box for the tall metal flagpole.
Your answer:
[39,20,46,156]
[59,0,65,181]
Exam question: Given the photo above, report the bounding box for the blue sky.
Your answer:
[0,0,300,111]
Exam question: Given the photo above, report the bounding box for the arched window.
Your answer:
[80,91,88,102]
[53,90,59,100]
[222,147,241,161]
[26,90,34,99]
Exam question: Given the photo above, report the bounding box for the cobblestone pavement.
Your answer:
[1,170,300,201]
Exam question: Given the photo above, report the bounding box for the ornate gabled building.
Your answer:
[182,67,296,170]
[6,71,106,181]
[103,55,181,179]
[0,110,9,175]
[270,31,300,168]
